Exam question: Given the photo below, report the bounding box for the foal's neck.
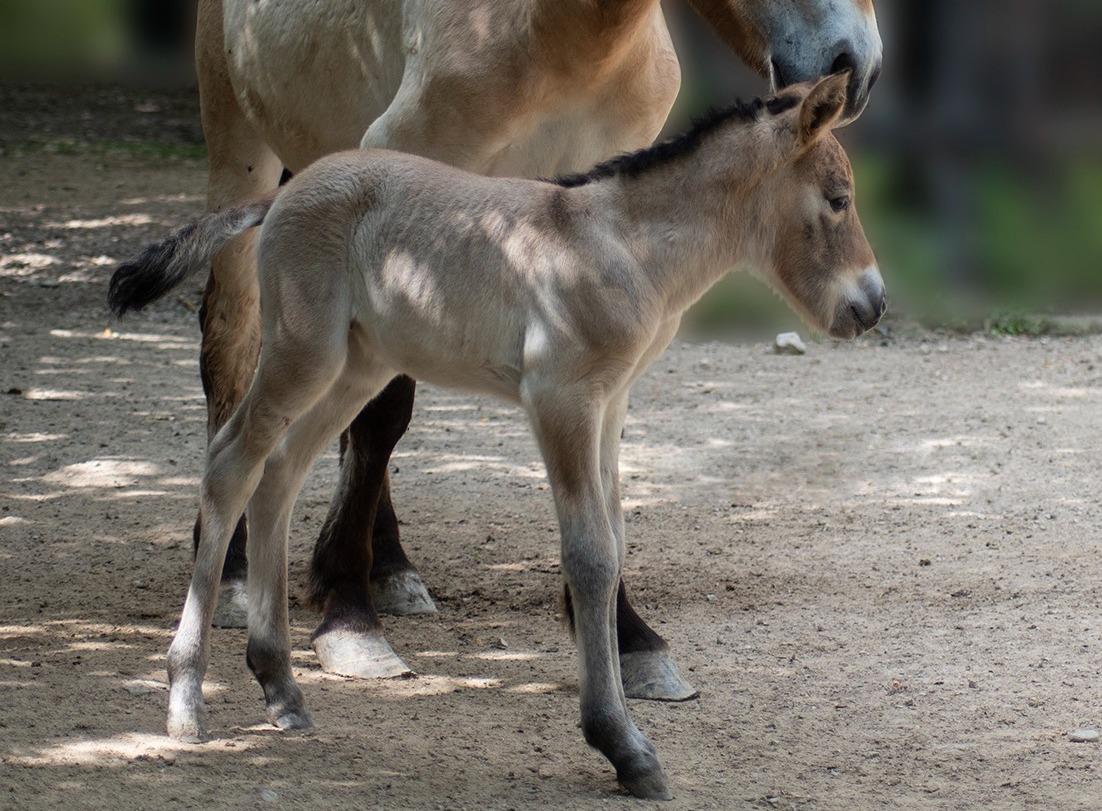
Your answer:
[603,134,771,315]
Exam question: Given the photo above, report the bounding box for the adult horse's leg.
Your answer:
[195,3,283,628]
[616,582,696,701]
[309,375,418,678]
[368,475,437,615]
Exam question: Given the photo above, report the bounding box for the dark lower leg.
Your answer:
[566,580,697,701]
[309,375,416,636]
[615,580,669,655]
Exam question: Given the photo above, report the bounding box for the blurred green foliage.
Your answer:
[0,0,129,74]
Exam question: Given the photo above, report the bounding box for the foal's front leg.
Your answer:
[527,387,670,800]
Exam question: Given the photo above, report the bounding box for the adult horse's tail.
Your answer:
[107,193,276,317]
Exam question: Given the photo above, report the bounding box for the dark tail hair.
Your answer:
[107,194,276,317]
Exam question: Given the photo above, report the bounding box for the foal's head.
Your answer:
[754,73,884,339]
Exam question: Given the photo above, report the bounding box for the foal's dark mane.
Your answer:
[551,94,799,188]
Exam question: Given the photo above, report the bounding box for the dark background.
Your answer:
[2,0,1101,333]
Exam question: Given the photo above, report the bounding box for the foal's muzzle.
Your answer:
[830,267,886,339]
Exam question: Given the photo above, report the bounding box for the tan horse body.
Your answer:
[190,0,882,697]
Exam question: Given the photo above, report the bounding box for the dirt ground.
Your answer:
[1,86,1101,810]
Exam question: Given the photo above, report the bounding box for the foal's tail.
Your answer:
[107,193,277,317]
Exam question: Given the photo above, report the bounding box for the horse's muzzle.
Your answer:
[830,267,886,339]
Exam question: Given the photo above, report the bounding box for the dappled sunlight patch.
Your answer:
[48,328,196,350]
[43,620,175,638]
[120,194,203,206]
[47,214,154,230]
[0,657,36,668]
[485,557,557,574]
[469,650,541,662]
[1018,380,1097,399]
[0,515,30,528]
[21,388,86,401]
[506,681,563,695]
[67,641,136,652]
[0,252,59,277]
[3,431,68,444]
[5,731,251,767]
[725,505,780,524]
[369,674,502,698]
[43,458,164,489]
[119,677,167,693]
[0,623,48,640]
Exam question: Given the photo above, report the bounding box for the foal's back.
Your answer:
[262,150,639,400]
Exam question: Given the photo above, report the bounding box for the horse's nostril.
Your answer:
[770,59,788,89]
[831,51,857,77]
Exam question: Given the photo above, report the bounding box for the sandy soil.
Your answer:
[2,88,1101,810]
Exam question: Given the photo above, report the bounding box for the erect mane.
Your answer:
[550,94,799,189]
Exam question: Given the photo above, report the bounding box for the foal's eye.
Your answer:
[828,194,850,213]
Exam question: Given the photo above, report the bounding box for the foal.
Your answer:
[111,73,882,799]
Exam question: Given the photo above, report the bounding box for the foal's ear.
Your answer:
[798,72,850,147]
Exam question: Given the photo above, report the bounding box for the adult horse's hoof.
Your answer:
[312,627,413,679]
[212,578,248,629]
[370,569,437,616]
[269,705,314,732]
[620,650,698,702]
[618,760,672,800]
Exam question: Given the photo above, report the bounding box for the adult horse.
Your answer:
[193,0,882,698]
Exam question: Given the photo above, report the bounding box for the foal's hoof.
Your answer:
[620,650,698,702]
[618,761,672,801]
[313,628,413,679]
[212,579,248,629]
[370,569,436,616]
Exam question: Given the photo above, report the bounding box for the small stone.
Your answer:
[258,787,279,802]
[1069,728,1100,743]
[773,332,806,355]
[491,636,508,650]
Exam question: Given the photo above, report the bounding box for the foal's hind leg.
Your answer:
[195,20,284,628]
[246,366,393,729]
[166,347,343,740]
